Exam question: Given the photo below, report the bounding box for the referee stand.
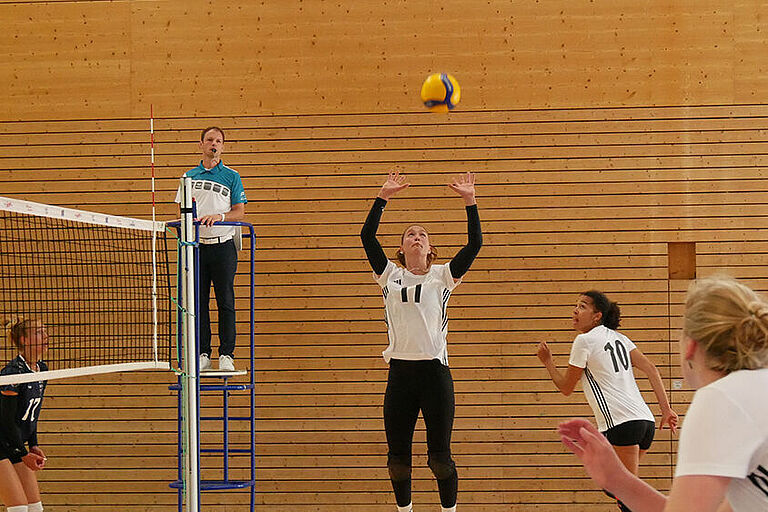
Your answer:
[169,177,257,512]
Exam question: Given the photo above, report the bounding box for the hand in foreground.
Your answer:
[659,407,679,435]
[377,171,410,200]
[22,450,45,471]
[30,445,46,469]
[558,418,630,493]
[447,172,476,205]
[536,341,553,364]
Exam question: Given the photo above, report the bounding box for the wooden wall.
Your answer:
[2,1,768,511]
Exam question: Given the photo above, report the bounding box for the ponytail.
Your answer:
[2,316,31,350]
[582,290,621,330]
[684,275,768,373]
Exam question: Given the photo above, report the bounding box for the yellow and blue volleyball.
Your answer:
[420,73,461,113]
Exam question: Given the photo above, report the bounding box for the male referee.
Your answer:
[175,126,247,371]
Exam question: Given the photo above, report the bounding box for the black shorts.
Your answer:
[602,419,655,450]
[0,443,22,464]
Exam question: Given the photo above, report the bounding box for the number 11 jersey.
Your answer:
[375,261,460,366]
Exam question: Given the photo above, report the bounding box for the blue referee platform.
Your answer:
[168,218,257,512]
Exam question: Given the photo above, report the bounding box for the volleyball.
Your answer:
[420,73,461,113]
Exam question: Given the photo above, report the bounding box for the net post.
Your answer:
[179,176,200,511]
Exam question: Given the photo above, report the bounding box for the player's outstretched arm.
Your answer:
[448,172,482,280]
[630,349,678,433]
[361,172,409,276]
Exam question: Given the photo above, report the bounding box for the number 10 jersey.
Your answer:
[568,325,654,432]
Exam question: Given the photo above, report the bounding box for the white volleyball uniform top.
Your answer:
[568,325,654,432]
[675,368,768,511]
[375,261,460,365]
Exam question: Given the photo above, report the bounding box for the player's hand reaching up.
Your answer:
[448,172,477,205]
[377,171,410,201]
[537,341,553,364]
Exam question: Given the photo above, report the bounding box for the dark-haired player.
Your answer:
[537,291,678,511]
[0,318,49,512]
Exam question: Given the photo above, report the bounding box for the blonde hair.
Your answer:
[2,317,37,350]
[684,275,768,373]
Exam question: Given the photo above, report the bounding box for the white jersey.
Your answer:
[675,368,768,511]
[568,325,654,431]
[375,261,459,365]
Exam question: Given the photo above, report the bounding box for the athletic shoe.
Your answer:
[199,353,212,371]
[219,354,235,371]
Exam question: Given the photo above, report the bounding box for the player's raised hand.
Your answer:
[448,172,476,205]
[377,171,410,200]
[537,341,553,364]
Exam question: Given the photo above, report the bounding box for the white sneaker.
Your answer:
[219,354,235,372]
[199,353,212,371]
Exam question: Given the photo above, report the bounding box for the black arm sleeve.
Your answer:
[0,393,27,457]
[27,429,38,449]
[360,197,389,275]
[449,204,483,279]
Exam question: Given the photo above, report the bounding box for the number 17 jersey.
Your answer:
[375,261,460,366]
[568,325,654,432]
[0,355,48,453]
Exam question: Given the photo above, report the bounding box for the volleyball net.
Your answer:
[0,196,173,384]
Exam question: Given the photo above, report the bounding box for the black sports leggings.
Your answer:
[384,358,457,508]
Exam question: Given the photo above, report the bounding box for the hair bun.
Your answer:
[2,316,22,330]
[747,301,768,319]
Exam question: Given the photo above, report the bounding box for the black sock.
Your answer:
[391,479,411,507]
[436,472,458,508]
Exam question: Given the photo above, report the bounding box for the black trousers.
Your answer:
[384,358,458,508]
[198,239,237,358]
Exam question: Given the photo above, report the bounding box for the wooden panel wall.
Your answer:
[1,1,768,118]
[2,105,768,511]
[3,0,768,511]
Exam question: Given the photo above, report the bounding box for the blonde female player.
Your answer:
[537,291,678,511]
[0,318,49,512]
[559,275,768,512]
[360,172,482,512]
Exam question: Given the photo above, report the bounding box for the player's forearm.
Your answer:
[609,470,668,512]
[645,366,673,412]
[543,360,572,395]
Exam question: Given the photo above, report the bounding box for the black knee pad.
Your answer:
[427,451,456,480]
[387,454,412,481]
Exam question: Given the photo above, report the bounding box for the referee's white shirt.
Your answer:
[568,325,654,432]
[375,261,459,365]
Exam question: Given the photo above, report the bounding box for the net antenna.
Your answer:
[0,197,172,385]
[151,106,159,363]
